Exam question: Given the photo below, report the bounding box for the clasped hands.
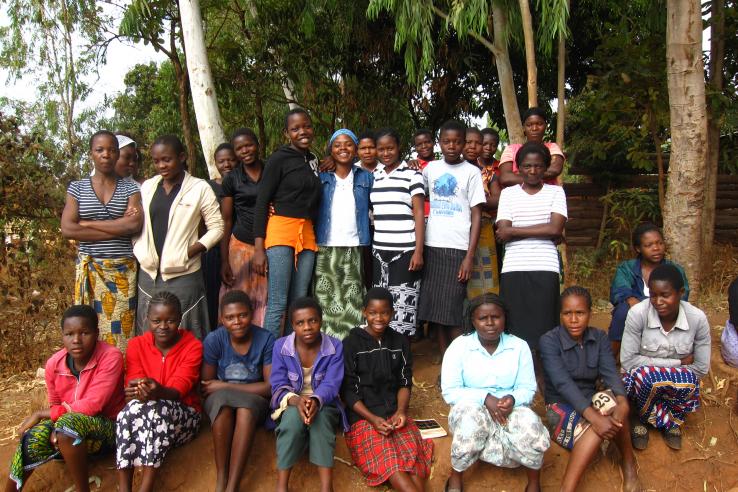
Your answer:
[288,395,321,425]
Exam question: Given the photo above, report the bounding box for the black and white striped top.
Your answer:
[370,163,424,251]
[67,178,140,258]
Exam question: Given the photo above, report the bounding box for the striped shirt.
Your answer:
[67,178,140,258]
[496,184,567,274]
[370,163,424,251]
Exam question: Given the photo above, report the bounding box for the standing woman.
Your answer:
[220,129,267,327]
[61,130,143,350]
[253,109,322,338]
[133,135,224,339]
[314,129,373,339]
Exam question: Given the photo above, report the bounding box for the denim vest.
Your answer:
[315,167,373,246]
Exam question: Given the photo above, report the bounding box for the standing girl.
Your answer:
[220,128,267,327]
[496,142,567,351]
[61,130,143,350]
[314,129,373,339]
[253,109,322,337]
[133,135,224,338]
[370,128,425,337]
[116,292,203,492]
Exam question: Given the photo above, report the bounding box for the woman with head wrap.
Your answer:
[313,129,373,339]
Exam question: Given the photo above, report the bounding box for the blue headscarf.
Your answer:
[329,128,358,147]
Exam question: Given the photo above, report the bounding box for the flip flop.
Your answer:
[662,426,682,450]
[630,421,649,450]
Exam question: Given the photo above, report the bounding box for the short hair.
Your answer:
[632,222,663,249]
[152,134,186,156]
[230,127,259,146]
[466,127,482,138]
[147,291,182,317]
[363,287,394,309]
[463,293,508,335]
[89,130,118,150]
[481,128,500,140]
[357,130,376,143]
[439,120,467,137]
[214,142,235,157]
[220,290,253,313]
[729,277,738,326]
[289,297,323,321]
[413,128,434,142]
[648,264,685,292]
[522,107,548,123]
[283,108,311,130]
[561,286,592,311]
[515,141,551,168]
[374,128,400,147]
[61,305,98,331]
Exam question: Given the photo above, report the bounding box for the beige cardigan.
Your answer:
[133,173,224,281]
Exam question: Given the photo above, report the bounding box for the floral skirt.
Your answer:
[220,236,268,328]
[623,365,700,430]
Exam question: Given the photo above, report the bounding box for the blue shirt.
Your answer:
[203,326,275,383]
[441,332,536,407]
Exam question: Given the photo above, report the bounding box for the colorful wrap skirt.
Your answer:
[345,419,433,486]
[467,217,499,298]
[623,365,700,430]
[219,236,268,328]
[313,246,365,339]
[74,254,137,350]
[545,390,618,450]
[9,413,115,490]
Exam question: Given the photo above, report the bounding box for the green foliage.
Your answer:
[600,187,661,260]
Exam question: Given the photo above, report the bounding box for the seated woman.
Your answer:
[620,263,711,450]
[116,292,203,492]
[441,293,549,492]
[341,287,432,492]
[539,287,638,492]
[201,290,274,492]
[271,297,347,492]
[720,277,738,368]
[609,222,689,356]
[6,305,124,492]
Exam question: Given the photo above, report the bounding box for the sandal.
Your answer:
[630,420,649,450]
[662,427,682,450]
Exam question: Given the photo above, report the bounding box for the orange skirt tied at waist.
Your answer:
[264,215,318,262]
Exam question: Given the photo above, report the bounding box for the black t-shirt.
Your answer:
[150,181,181,260]
[222,165,261,245]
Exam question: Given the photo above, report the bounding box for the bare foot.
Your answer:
[622,461,640,492]
[525,482,541,492]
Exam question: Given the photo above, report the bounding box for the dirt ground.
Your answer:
[1,312,738,492]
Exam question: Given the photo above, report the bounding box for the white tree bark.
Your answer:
[518,0,538,108]
[663,0,709,298]
[491,3,525,143]
[179,0,227,180]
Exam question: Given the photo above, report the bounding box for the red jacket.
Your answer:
[125,330,203,411]
[45,341,125,421]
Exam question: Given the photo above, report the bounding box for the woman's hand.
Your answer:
[253,246,268,276]
[369,415,394,436]
[496,395,515,422]
[457,255,473,282]
[319,156,336,172]
[187,242,206,259]
[18,412,43,435]
[406,159,422,171]
[200,379,227,398]
[589,411,621,440]
[484,394,507,425]
[305,398,320,425]
[626,297,640,308]
[680,354,695,365]
[220,262,234,286]
[136,378,161,401]
[409,250,424,271]
[388,411,407,430]
[496,224,513,243]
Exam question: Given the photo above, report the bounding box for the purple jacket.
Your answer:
[270,332,349,431]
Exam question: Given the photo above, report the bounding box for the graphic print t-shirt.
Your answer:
[423,160,486,250]
[202,326,275,383]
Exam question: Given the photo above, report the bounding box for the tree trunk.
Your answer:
[663,0,709,298]
[491,3,525,143]
[555,3,568,147]
[703,0,725,263]
[179,0,227,180]
[518,0,538,108]
[172,57,199,177]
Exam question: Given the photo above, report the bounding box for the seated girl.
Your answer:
[6,305,124,492]
[620,264,711,450]
[721,277,738,368]
[441,293,549,492]
[201,290,274,492]
[116,292,203,492]
[609,222,689,356]
[271,297,347,492]
[341,287,432,491]
[539,287,638,492]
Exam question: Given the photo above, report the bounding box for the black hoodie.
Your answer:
[341,326,413,425]
[252,145,321,239]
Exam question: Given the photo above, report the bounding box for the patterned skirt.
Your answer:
[345,419,433,486]
[467,218,499,298]
[623,366,700,430]
[116,399,200,469]
[220,236,268,328]
[313,246,365,339]
[9,413,115,490]
[545,390,618,450]
[74,254,137,350]
[448,402,549,472]
[372,249,421,336]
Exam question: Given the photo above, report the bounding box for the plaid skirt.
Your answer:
[467,218,499,298]
[623,365,700,430]
[345,419,433,486]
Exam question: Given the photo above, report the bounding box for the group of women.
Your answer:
[6,106,718,491]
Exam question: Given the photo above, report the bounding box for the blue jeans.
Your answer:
[264,246,316,337]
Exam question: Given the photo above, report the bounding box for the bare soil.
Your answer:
[2,312,737,492]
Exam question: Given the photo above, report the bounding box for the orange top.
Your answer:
[265,215,318,261]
